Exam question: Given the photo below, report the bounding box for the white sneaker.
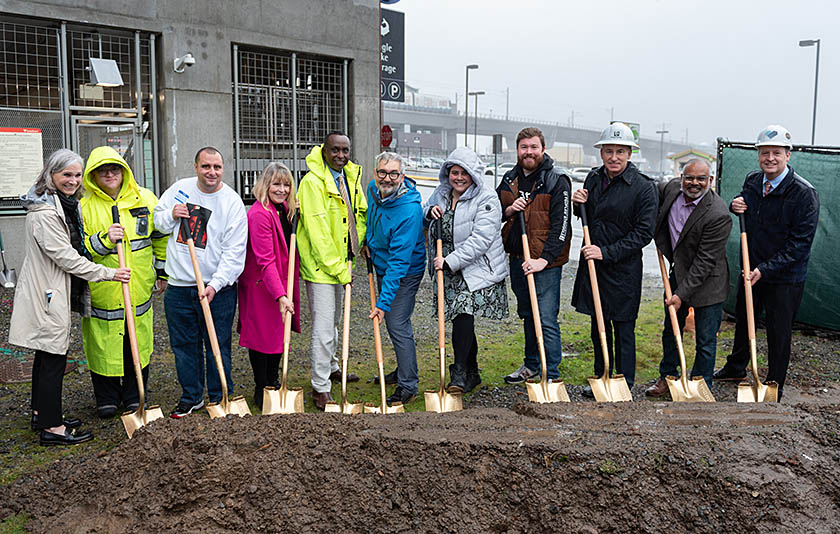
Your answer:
[504,363,539,384]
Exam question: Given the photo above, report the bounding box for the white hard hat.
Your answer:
[594,122,639,149]
[755,125,793,148]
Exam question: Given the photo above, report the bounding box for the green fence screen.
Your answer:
[717,140,840,331]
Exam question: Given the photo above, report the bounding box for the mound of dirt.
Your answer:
[3,401,840,533]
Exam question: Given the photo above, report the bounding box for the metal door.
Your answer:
[71,117,144,187]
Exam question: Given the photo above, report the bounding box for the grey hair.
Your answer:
[34,149,84,198]
[375,151,405,174]
[682,158,711,175]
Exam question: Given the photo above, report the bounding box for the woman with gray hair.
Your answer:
[9,149,130,446]
[424,146,509,393]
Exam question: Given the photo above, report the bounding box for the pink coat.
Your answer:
[237,201,301,354]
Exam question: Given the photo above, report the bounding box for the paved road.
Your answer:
[408,168,662,277]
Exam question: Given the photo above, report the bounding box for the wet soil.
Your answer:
[2,266,840,532]
[3,400,840,533]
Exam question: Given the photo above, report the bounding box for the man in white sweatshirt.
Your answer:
[153,147,248,418]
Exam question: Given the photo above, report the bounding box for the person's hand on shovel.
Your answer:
[112,267,131,282]
[200,285,216,304]
[665,293,682,312]
[522,257,547,275]
[278,295,294,315]
[369,307,385,323]
[504,197,528,218]
[107,223,124,243]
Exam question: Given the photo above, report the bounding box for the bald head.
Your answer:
[680,158,712,200]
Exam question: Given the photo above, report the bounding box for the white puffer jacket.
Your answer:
[423,146,509,292]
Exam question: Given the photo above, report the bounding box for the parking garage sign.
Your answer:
[380,9,404,102]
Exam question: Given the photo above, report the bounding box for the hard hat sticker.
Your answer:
[766,130,778,139]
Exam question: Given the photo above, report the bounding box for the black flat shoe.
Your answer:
[97,405,119,418]
[40,428,94,446]
[31,414,82,431]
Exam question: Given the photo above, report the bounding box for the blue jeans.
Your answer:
[377,272,422,394]
[660,300,722,388]
[509,259,563,379]
[165,284,237,405]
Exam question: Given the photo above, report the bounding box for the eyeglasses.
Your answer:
[96,165,122,177]
[681,174,709,183]
[376,169,402,180]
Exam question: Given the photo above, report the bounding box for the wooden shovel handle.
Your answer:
[656,248,689,390]
[180,218,230,406]
[112,206,146,414]
[738,214,760,384]
[518,212,549,388]
[279,214,298,395]
[366,255,387,408]
[435,218,446,394]
[578,205,611,378]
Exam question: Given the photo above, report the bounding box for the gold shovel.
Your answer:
[736,214,778,403]
[179,218,250,418]
[517,213,570,404]
[656,248,715,402]
[325,259,364,414]
[364,256,405,414]
[579,205,632,402]
[262,215,304,414]
[424,218,463,412]
[112,207,164,438]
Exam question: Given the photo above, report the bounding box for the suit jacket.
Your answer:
[654,179,732,308]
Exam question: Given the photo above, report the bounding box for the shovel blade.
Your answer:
[121,405,164,439]
[525,379,571,403]
[737,380,779,403]
[588,375,633,403]
[423,389,463,412]
[363,402,405,414]
[262,386,304,414]
[324,400,364,414]
[207,395,251,418]
[665,376,716,402]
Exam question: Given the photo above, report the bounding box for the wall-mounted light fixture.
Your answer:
[87,57,124,87]
[174,53,196,73]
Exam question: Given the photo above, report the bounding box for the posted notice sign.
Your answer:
[0,128,42,198]
[380,8,404,102]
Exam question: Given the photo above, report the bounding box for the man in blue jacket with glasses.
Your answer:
[364,151,426,405]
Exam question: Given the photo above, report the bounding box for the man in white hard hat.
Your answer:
[571,122,658,397]
[713,125,819,400]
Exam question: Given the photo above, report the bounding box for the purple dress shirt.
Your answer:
[668,191,707,250]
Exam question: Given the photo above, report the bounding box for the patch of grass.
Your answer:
[0,513,29,534]
[598,458,622,475]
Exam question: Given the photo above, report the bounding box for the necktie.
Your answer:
[764,181,772,197]
[338,175,360,257]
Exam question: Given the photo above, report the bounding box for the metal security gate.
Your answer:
[233,46,348,199]
[0,16,159,211]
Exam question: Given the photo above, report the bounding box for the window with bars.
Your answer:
[234,48,346,198]
[0,22,61,110]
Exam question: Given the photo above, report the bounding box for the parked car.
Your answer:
[485,162,515,177]
[570,167,592,183]
[553,165,572,177]
[418,157,434,168]
[429,157,444,168]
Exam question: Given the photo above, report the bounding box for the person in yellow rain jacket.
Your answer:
[296,133,366,410]
[80,146,168,418]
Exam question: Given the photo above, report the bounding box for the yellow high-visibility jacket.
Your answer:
[297,145,367,285]
[80,146,168,376]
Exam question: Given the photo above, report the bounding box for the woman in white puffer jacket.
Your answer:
[423,146,509,394]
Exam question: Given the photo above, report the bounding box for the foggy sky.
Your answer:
[391,0,837,148]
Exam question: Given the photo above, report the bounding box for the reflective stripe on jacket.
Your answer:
[80,146,168,376]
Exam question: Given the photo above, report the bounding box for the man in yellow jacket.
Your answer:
[297,132,367,410]
[81,146,168,418]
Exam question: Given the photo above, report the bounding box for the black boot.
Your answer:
[463,369,481,394]
[447,363,466,393]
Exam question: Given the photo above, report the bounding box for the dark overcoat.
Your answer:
[571,162,658,321]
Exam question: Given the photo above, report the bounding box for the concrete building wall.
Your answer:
[0,0,380,268]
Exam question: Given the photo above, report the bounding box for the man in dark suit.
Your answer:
[646,159,732,397]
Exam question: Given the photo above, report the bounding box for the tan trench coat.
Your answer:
[9,190,115,354]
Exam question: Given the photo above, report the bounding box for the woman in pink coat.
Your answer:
[238,162,301,409]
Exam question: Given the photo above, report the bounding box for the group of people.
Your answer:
[9,120,819,446]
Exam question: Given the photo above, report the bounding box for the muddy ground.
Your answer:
[1,264,840,532]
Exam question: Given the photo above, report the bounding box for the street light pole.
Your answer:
[464,64,478,146]
[799,39,820,145]
[656,126,669,175]
[469,90,485,151]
